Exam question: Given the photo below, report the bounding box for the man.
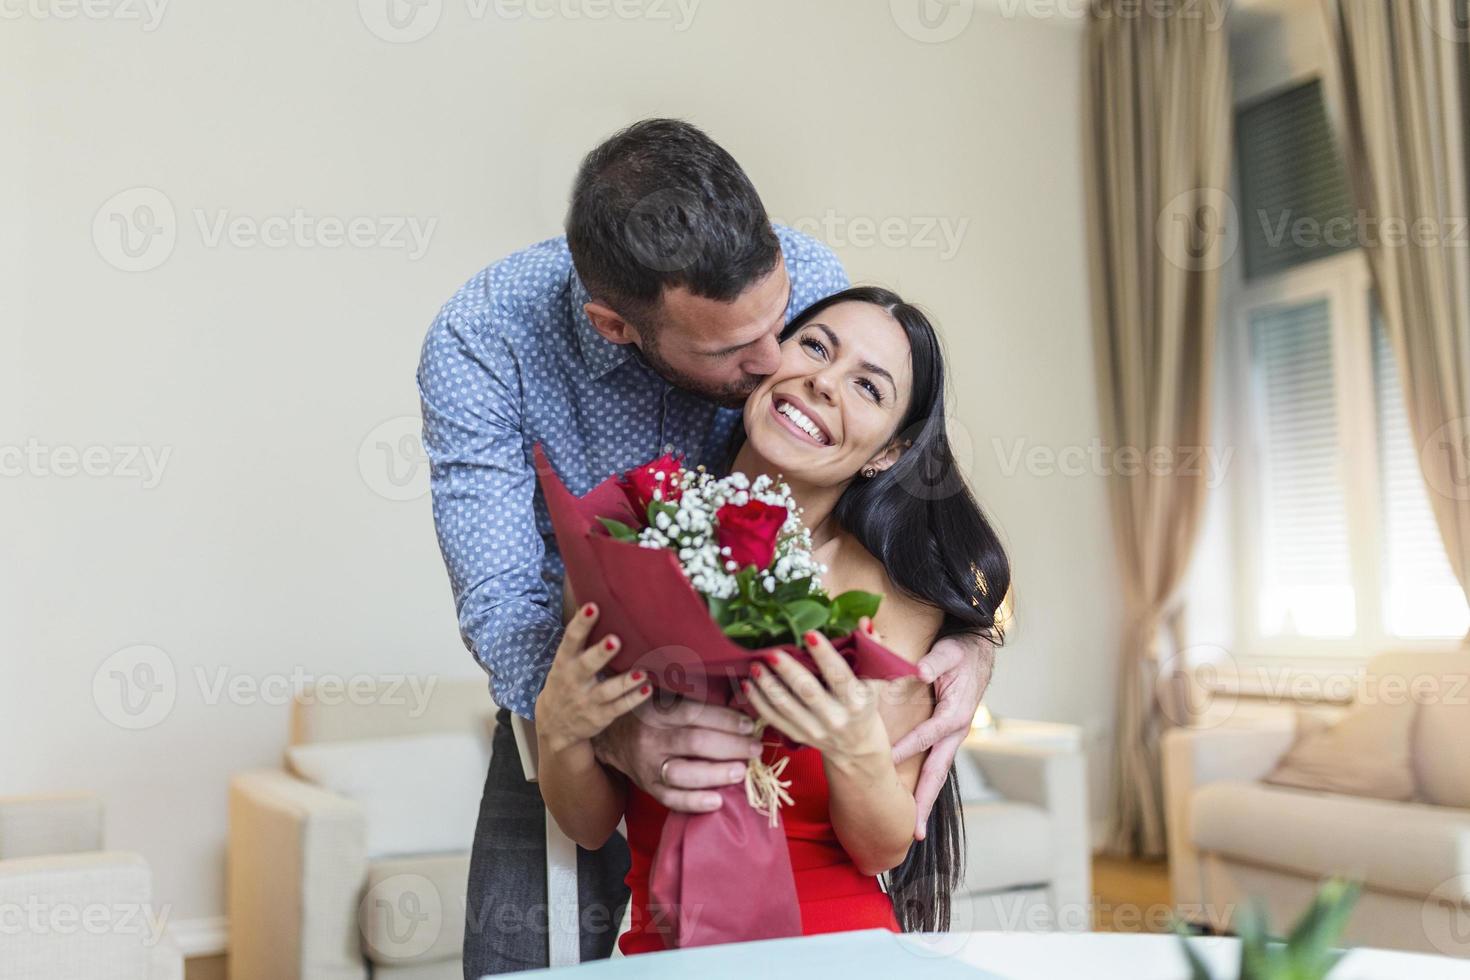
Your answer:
[417,119,993,976]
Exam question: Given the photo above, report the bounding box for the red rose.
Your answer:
[715,499,788,571]
[619,454,684,521]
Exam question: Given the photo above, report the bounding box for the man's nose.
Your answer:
[740,334,782,377]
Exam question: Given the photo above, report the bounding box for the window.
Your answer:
[1250,299,1355,637]
[1372,311,1470,638]
[1230,78,1467,653]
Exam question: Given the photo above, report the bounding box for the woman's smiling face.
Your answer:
[743,300,914,488]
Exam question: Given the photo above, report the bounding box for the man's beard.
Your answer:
[638,336,760,409]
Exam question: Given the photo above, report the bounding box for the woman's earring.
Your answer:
[861,465,878,479]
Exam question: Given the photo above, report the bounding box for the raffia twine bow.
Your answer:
[743,721,793,827]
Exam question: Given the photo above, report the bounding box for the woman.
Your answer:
[533,286,1011,950]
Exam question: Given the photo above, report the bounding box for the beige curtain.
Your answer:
[1322,0,1470,612]
[1083,0,1232,857]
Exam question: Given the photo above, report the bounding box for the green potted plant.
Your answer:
[1176,878,1362,980]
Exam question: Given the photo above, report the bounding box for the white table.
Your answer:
[504,929,1470,979]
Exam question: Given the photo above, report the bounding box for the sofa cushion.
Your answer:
[287,732,488,858]
[1193,781,1470,900]
[958,801,1052,895]
[1402,653,1470,807]
[360,852,470,967]
[1264,700,1416,802]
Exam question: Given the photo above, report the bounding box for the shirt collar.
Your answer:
[569,272,634,380]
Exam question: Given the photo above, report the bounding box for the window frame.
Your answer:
[1226,247,1464,668]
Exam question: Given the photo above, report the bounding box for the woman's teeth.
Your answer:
[777,401,828,445]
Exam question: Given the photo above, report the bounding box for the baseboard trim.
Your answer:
[169,916,228,958]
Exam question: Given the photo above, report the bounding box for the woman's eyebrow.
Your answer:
[813,321,896,393]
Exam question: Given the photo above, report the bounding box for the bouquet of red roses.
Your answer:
[533,446,918,949]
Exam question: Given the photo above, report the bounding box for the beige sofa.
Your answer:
[1164,651,1470,957]
[0,792,183,980]
[952,734,1092,932]
[228,678,496,980]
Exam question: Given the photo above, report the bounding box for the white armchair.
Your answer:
[952,728,1092,932]
[228,677,497,980]
[0,792,183,980]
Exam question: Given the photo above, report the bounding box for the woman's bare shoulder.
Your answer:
[827,534,942,664]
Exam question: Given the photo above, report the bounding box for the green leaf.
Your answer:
[1169,920,1215,980]
[832,590,881,618]
[784,599,828,636]
[598,517,639,542]
[707,593,729,625]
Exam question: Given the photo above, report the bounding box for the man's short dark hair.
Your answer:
[566,118,781,326]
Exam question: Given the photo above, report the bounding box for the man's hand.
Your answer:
[890,634,995,840]
[592,697,763,813]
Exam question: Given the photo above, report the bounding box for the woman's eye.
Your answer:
[800,336,827,358]
[858,378,883,403]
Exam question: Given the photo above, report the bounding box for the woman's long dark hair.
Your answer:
[736,285,1012,932]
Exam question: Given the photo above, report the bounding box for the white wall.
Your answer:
[2,0,1111,930]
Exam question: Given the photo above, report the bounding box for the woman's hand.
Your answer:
[742,619,891,771]
[534,602,652,756]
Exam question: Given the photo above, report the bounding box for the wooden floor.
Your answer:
[184,857,1174,977]
[1090,855,1174,933]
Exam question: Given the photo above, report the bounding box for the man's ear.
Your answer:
[584,302,643,346]
[867,438,910,476]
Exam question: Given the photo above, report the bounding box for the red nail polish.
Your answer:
[582,604,596,617]
[630,670,644,682]
[604,637,616,651]
[804,631,819,646]
[640,685,650,695]
[764,653,781,667]
[865,621,875,635]
[740,680,750,692]
[750,663,763,678]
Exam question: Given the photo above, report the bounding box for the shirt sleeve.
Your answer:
[417,305,561,719]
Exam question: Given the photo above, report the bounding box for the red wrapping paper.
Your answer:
[533,445,919,948]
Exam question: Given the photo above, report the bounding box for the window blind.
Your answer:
[1372,309,1470,637]
[1252,298,1356,636]
[1236,79,1359,280]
